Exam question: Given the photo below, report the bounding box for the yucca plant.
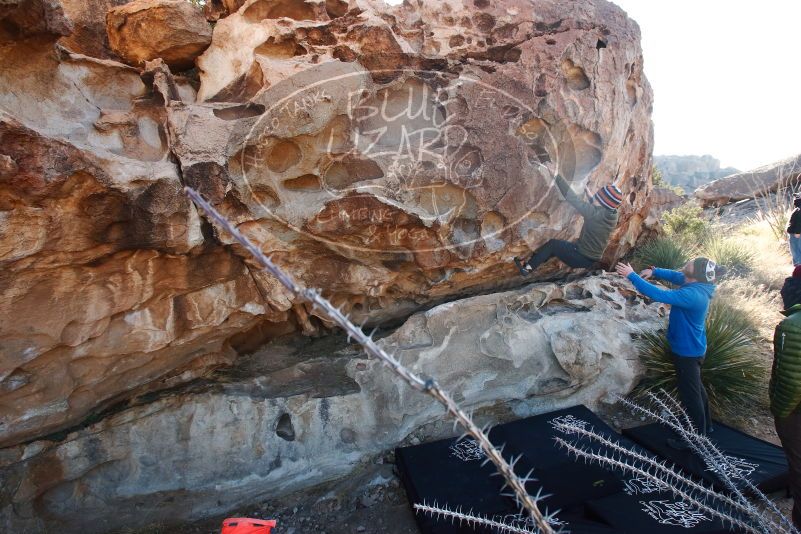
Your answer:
[700,236,755,276]
[634,297,767,415]
[632,236,694,272]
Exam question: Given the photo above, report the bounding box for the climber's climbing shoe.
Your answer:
[514,257,532,277]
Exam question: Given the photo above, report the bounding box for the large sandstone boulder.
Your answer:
[106,0,212,70]
[1,0,654,454]
[58,0,132,59]
[0,0,73,40]
[695,153,801,207]
[0,274,664,533]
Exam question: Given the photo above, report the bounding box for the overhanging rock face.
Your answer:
[1,0,653,474]
[0,274,664,533]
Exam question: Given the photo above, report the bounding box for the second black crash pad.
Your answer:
[395,405,637,533]
[395,427,515,534]
[585,491,732,534]
[622,421,789,493]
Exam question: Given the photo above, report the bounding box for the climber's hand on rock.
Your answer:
[640,268,653,279]
[615,262,634,277]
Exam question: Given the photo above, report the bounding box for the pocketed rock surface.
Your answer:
[0,0,658,531]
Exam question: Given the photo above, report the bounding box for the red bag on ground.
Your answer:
[221,517,277,534]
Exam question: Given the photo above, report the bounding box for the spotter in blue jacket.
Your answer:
[626,268,716,357]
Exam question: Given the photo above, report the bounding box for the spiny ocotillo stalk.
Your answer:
[184,186,555,534]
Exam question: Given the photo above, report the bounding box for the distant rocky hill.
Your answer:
[654,154,738,191]
[695,153,801,207]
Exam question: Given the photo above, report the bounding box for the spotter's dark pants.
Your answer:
[672,350,712,435]
[526,239,595,270]
[775,408,801,528]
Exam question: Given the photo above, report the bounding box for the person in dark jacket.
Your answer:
[782,265,801,309]
[514,171,622,276]
[787,194,801,265]
[771,303,801,528]
[616,257,727,448]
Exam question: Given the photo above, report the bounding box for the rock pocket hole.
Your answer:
[562,59,591,91]
[283,174,321,191]
[276,413,296,441]
[267,140,302,172]
[244,0,317,22]
[564,285,592,300]
[249,184,280,207]
[213,103,266,120]
[626,78,638,105]
[255,37,307,59]
[540,300,590,315]
[322,156,383,190]
[325,0,348,18]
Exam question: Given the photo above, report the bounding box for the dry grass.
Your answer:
[735,217,792,290]
[715,277,782,342]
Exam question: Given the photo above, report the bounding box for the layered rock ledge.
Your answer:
[0,0,654,452]
[0,274,664,533]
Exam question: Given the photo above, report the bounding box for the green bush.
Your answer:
[662,202,709,244]
[632,236,693,271]
[651,165,685,196]
[634,297,767,415]
[700,236,755,276]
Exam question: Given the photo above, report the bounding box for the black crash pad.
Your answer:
[622,421,789,493]
[395,428,515,534]
[585,491,732,534]
[396,405,637,533]
[396,405,752,534]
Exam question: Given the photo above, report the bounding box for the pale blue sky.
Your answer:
[612,0,801,170]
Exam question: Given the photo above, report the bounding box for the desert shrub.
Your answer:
[631,236,693,272]
[700,236,755,276]
[662,202,710,244]
[652,165,685,196]
[634,297,768,415]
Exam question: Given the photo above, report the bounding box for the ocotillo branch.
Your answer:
[183,187,556,534]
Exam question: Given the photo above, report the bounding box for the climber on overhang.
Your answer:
[514,165,623,276]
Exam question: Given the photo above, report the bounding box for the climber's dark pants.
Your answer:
[672,350,712,435]
[526,239,595,270]
[775,408,801,528]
